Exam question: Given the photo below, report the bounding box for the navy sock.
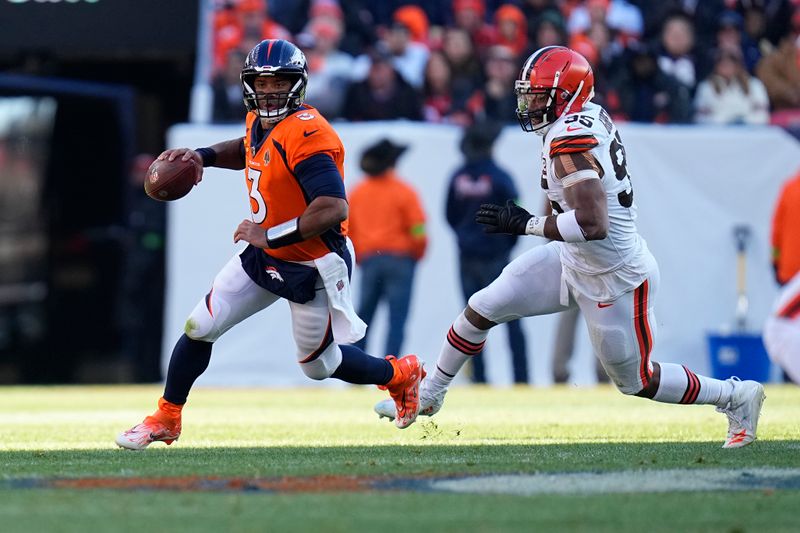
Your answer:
[163,334,212,405]
[331,345,393,385]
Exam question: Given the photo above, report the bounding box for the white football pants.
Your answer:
[468,241,658,394]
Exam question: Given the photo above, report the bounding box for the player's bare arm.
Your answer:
[156,138,247,184]
[233,196,347,249]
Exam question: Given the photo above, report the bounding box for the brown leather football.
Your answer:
[144,157,198,201]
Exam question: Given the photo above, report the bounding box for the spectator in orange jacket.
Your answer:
[349,139,427,357]
[771,169,800,286]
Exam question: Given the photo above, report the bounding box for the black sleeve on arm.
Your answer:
[294,153,346,200]
[239,138,246,166]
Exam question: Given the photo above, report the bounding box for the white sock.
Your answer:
[428,312,489,392]
[652,362,733,407]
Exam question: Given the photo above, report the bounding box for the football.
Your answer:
[144,157,199,201]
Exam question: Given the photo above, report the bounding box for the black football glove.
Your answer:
[475,200,532,235]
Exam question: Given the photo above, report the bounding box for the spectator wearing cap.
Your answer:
[694,48,769,124]
[452,0,496,55]
[349,10,430,90]
[712,10,763,76]
[348,139,427,357]
[393,5,431,46]
[445,121,529,384]
[213,0,291,73]
[342,45,423,121]
[384,15,431,89]
[742,6,770,71]
[493,4,529,57]
[567,0,642,43]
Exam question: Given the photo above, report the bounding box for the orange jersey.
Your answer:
[772,172,800,284]
[244,105,348,262]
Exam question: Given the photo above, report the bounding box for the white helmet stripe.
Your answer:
[520,46,561,82]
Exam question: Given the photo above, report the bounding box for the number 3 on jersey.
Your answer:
[247,167,267,223]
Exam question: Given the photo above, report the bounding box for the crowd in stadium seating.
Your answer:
[210,0,800,131]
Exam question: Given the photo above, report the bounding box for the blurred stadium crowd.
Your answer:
[208,0,800,133]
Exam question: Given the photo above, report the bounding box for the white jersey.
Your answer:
[541,102,656,301]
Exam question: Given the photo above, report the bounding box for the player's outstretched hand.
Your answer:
[234,220,268,248]
[157,148,203,184]
[475,200,532,235]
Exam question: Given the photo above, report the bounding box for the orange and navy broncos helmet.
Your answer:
[241,39,309,124]
[515,46,594,135]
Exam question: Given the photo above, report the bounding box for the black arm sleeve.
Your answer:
[293,153,347,200]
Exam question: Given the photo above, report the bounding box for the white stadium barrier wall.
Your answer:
[166,121,800,387]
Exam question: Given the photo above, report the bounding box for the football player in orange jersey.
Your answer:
[116,39,424,449]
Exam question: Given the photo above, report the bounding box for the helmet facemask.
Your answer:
[242,73,306,124]
[515,77,590,136]
[515,80,560,135]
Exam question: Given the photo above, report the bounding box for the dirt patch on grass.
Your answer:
[11,468,800,494]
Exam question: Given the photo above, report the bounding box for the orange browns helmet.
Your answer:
[515,46,595,135]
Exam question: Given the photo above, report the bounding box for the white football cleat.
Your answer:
[717,377,765,449]
[375,381,447,421]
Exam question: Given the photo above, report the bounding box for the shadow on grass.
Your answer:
[3,440,800,480]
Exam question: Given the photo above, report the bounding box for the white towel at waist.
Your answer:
[313,251,367,343]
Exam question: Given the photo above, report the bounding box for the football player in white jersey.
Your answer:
[764,272,800,384]
[375,46,765,448]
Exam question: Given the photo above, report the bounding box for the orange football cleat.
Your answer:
[379,354,426,429]
[115,397,183,450]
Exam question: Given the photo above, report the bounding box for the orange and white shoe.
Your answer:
[375,378,446,421]
[378,355,426,429]
[717,378,765,449]
[115,397,182,450]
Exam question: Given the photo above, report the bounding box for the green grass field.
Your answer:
[2,384,799,532]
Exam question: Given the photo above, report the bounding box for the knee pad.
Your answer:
[299,343,342,380]
[184,296,222,343]
[588,325,641,395]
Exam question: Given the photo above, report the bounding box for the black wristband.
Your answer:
[265,217,304,249]
[195,147,217,167]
